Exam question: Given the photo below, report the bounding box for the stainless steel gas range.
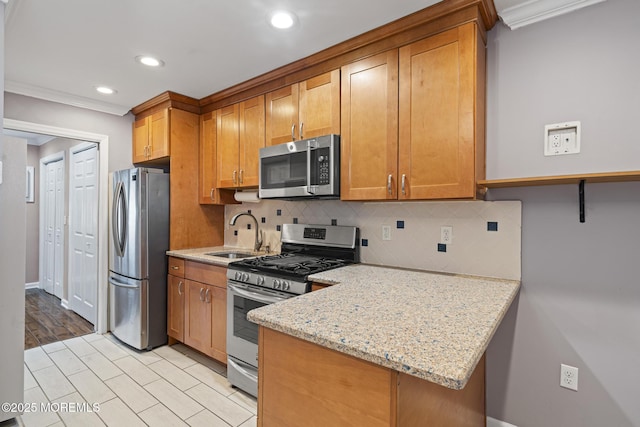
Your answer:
[226,223,360,397]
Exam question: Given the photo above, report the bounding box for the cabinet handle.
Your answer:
[210,188,214,200]
[239,169,244,184]
[178,281,183,295]
[401,174,407,196]
[205,288,211,303]
[199,288,204,302]
[299,122,304,140]
[233,170,237,185]
[171,265,179,270]
[291,124,296,141]
[387,174,393,196]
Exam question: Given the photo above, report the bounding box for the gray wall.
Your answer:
[0,2,26,416]
[485,0,640,426]
[486,0,640,179]
[4,92,134,173]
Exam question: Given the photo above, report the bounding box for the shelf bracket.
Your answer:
[579,179,585,223]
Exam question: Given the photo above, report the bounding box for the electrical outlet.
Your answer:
[440,226,452,244]
[560,364,579,391]
[545,121,581,156]
[382,225,391,241]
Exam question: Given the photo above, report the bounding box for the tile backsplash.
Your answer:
[225,198,521,281]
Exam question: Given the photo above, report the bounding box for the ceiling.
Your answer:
[4,0,603,117]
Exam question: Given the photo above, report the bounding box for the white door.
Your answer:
[42,158,64,297]
[69,143,99,324]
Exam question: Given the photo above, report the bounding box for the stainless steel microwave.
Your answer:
[259,134,340,199]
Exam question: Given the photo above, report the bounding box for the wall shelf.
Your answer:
[478,171,640,223]
[478,171,640,189]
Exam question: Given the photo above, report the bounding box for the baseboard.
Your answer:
[487,416,518,427]
[25,282,40,289]
[61,299,69,309]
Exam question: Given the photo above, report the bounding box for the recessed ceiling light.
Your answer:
[95,86,116,95]
[135,55,165,67]
[270,10,297,29]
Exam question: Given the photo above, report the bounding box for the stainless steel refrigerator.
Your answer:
[109,168,169,350]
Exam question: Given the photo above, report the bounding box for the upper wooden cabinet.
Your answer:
[341,23,485,201]
[216,95,265,188]
[265,70,340,146]
[397,23,484,200]
[199,111,238,204]
[341,51,399,200]
[133,108,170,163]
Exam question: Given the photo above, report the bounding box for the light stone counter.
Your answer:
[247,264,520,390]
[166,246,266,267]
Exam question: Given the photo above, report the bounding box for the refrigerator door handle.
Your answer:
[112,181,127,257]
[109,275,140,289]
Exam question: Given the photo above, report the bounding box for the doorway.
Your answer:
[4,119,110,337]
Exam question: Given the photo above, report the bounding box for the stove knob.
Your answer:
[283,281,290,291]
[256,276,265,286]
[242,273,250,282]
[273,279,281,289]
[234,271,242,281]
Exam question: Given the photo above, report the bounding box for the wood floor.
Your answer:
[24,288,94,350]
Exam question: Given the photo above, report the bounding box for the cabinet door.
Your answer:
[299,69,341,140]
[398,24,479,199]
[208,285,227,362]
[148,109,170,160]
[238,95,265,187]
[167,274,184,341]
[265,84,299,146]
[132,117,149,163]
[184,280,212,352]
[341,52,398,200]
[199,111,217,203]
[216,104,240,188]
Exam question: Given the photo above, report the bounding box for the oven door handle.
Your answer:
[228,282,290,305]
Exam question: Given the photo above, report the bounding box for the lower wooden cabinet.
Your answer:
[167,257,227,363]
[167,274,185,341]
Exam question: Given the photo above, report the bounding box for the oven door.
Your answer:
[226,281,292,366]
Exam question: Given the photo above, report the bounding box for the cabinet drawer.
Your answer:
[185,260,227,287]
[168,257,185,277]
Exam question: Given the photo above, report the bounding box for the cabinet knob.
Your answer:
[171,266,179,270]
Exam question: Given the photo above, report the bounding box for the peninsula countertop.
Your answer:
[247,264,520,390]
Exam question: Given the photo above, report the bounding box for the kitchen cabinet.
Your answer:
[341,22,485,201]
[265,69,340,146]
[179,260,227,363]
[167,257,185,342]
[340,51,399,200]
[216,95,265,188]
[258,327,486,426]
[199,111,239,204]
[133,108,169,163]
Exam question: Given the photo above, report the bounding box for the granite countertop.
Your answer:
[247,264,520,390]
[166,246,266,267]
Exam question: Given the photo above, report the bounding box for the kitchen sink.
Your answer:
[204,251,254,259]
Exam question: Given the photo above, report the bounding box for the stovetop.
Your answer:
[229,252,353,279]
[227,224,359,292]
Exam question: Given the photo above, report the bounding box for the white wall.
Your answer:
[485,1,640,426]
[486,0,640,179]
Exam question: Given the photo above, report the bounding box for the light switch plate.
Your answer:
[545,121,581,156]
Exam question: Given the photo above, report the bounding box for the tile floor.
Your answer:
[9,333,257,427]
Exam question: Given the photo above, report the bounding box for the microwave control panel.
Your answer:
[317,147,330,185]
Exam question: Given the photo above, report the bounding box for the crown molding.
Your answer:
[499,0,606,30]
[5,80,131,116]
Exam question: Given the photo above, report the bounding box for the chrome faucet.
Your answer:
[229,211,263,252]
